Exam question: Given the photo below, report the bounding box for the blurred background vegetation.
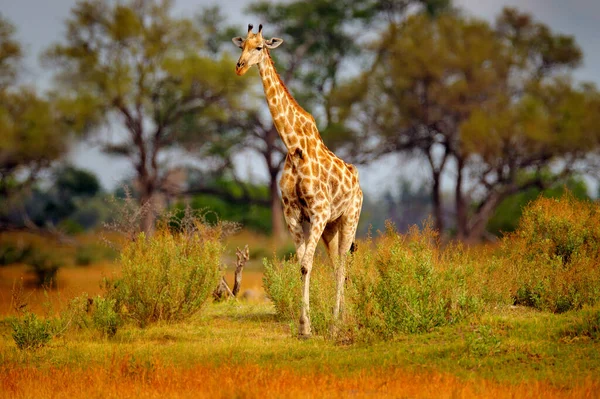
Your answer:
[1,0,599,249]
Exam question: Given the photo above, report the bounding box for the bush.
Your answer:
[264,223,482,341]
[75,243,116,266]
[501,193,600,313]
[91,296,120,337]
[105,222,223,327]
[11,312,54,350]
[346,224,481,340]
[263,254,336,336]
[26,250,64,287]
[0,241,33,266]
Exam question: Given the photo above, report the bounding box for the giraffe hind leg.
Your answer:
[334,200,362,323]
[322,221,341,266]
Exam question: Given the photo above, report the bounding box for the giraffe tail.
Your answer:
[350,242,357,254]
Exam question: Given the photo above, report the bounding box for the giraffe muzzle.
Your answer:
[235,61,247,76]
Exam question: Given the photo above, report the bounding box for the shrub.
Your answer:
[264,223,482,341]
[91,296,120,337]
[264,253,337,336]
[105,221,223,327]
[11,312,54,350]
[75,243,116,266]
[501,193,600,313]
[346,224,481,340]
[26,250,64,287]
[0,241,33,266]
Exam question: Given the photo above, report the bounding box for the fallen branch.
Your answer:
[213,245,250,301]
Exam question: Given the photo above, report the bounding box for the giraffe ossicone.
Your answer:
[232,24,363,338]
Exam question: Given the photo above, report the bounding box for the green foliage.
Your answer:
[11,312,54,350]
[487,175,589,235]
[346,224,481,340]
[55,165,100,197]
[185,179,271,234]
[105,222,223,327]
[0,240,33,266]
[0,14,22,89]
[262,258,301,323]
[501,193,600,313]
[0,88,72,196]
[44,0,254,233]
[26,250,64,287]
[560,308,600,341]
[75,243,116,266]
[264,223,483,341]
[91,296,121,338]
[263,254,336,336]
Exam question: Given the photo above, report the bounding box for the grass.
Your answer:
[1,195,599,397]
[0,300,599,397]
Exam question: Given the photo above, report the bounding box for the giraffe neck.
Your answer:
[258,51,321,152]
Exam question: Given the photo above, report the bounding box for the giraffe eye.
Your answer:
[256,46,263,51]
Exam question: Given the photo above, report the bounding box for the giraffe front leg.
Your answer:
[298,213,328,339]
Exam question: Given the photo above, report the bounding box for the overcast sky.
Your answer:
[1,0,599,195]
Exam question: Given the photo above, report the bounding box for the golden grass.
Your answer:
[2,361,598,399]
[0,262,120,316]
[0,263,266,316]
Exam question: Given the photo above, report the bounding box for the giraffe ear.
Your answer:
[232,37,244,49]
[264,37,283,49]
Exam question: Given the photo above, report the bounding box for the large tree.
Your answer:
[335,8,600,241]
[44,0,251,233]
[0,15,78,229]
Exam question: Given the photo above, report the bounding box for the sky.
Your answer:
[1,0,599,196]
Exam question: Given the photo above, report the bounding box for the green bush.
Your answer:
[0,241,33,266]
[263,257,301,323]
[106,222,223,327]
[27,250,64,287]
[11,312,54,350]
[75,243,117,266]
[91,296,120,337]
[264,223,482,341]
[501,194,600,313]
[263,253,336,336]
[346,224,481,340]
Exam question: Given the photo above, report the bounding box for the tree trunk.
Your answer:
[455,158,468,241]
[139,181,156,236]
[432,170,444,233]
[270,169,285,241]
[264,125,286,241]
[464,195,499,243]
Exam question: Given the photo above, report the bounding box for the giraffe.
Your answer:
[232,24,363,338]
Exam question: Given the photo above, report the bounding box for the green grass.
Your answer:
[1,301,598,388]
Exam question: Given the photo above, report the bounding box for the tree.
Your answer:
[0,13,21,90]
[0,16,77,230]
[336,8,600,241]
[44,0,251,233]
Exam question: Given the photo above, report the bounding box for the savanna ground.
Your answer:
[1,197,600,398]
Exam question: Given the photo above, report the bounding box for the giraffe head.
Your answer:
[232,24,283,76]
